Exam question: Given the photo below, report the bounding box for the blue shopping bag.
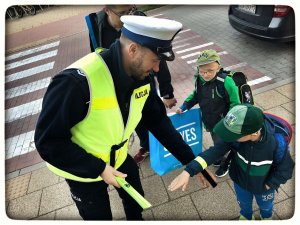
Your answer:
[149,108,202,176]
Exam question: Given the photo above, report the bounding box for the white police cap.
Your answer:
[120,15,182,61]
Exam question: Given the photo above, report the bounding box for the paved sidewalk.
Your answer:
[4,5,295,221]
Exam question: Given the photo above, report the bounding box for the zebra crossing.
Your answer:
[172,28,274,88]
[5,41,60,161]
[152,13,274,88]
[5,62,55,83]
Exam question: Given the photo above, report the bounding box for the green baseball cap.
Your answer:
[213,104,264,142]
[196,49,220,66]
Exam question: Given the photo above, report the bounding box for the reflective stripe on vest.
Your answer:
[47,53,150,182]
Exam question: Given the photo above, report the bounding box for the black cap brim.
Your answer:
[146,45,175,61]
[157,46,175,61]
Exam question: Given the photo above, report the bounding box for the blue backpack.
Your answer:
[264,113,293,164]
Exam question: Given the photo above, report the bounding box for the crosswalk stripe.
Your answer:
[179,29,191,33]
[5,77,51,100]
[5,62,55,83]
[151,13,163,17]
[224,62,247,71]
[176,42,214,54]
[181,51,200,59]
[248,76,272,86]
[217,51,228,56]
[5,49,58,71]
[5,130,35,159]
[5,41,60,62]
[5,99,42,123]
[172,36,199,45]
[173,43,190,50]
[174,36,181,40]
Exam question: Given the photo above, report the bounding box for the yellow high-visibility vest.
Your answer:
[47,52,150,182]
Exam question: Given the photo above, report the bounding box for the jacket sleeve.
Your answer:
[34,70,106,179]
[140,84,195,165]
[265,143,295,190]
[224,76,241,109]
[155,60,174,98]
[185,141,231,176]
[179,90,198,111]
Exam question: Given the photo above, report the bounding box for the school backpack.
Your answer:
[264,112,293,164]
[216,70,254,105]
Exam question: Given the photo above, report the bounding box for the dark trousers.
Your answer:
[210,132,226,161]
[135,121,149,149]
[66,155,144,220]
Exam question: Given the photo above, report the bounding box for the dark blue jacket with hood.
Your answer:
[185,115,294,194]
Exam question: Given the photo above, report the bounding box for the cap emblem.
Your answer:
[224,113,237,127]
[200,52,209,59]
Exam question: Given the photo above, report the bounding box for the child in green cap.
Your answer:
[176,49,241,177]
[169,104,294,220]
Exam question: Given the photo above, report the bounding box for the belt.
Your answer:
[110,139,128,167]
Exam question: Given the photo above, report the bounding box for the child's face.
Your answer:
[198,62,220,81]
[237,135,252,142]
[237,130,261,142]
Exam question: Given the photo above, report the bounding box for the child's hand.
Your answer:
[163,97,177,109]
[168,170,190,191]
[176,108,183,114]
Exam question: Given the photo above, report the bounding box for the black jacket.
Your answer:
[34,40,195,179]
[86,10,174,98]
[185,116,294,194]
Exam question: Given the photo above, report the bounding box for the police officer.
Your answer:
[35,15,201,220]
[86,5,177,163]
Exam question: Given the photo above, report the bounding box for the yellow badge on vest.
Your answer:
[134,86,149,99]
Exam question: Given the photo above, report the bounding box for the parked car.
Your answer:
[228,5,295,42]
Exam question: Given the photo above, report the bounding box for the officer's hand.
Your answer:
[168,170,190,192]
[176,108,183,114]
[195,169,216,188]
[101,164,127,188]
[163,97,177,109]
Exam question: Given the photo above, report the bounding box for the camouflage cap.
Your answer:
[213,104,264,142]
[196,49,220,66]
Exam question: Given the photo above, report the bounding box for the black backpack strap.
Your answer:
[216,71,230,100]
[194,73,200,93]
